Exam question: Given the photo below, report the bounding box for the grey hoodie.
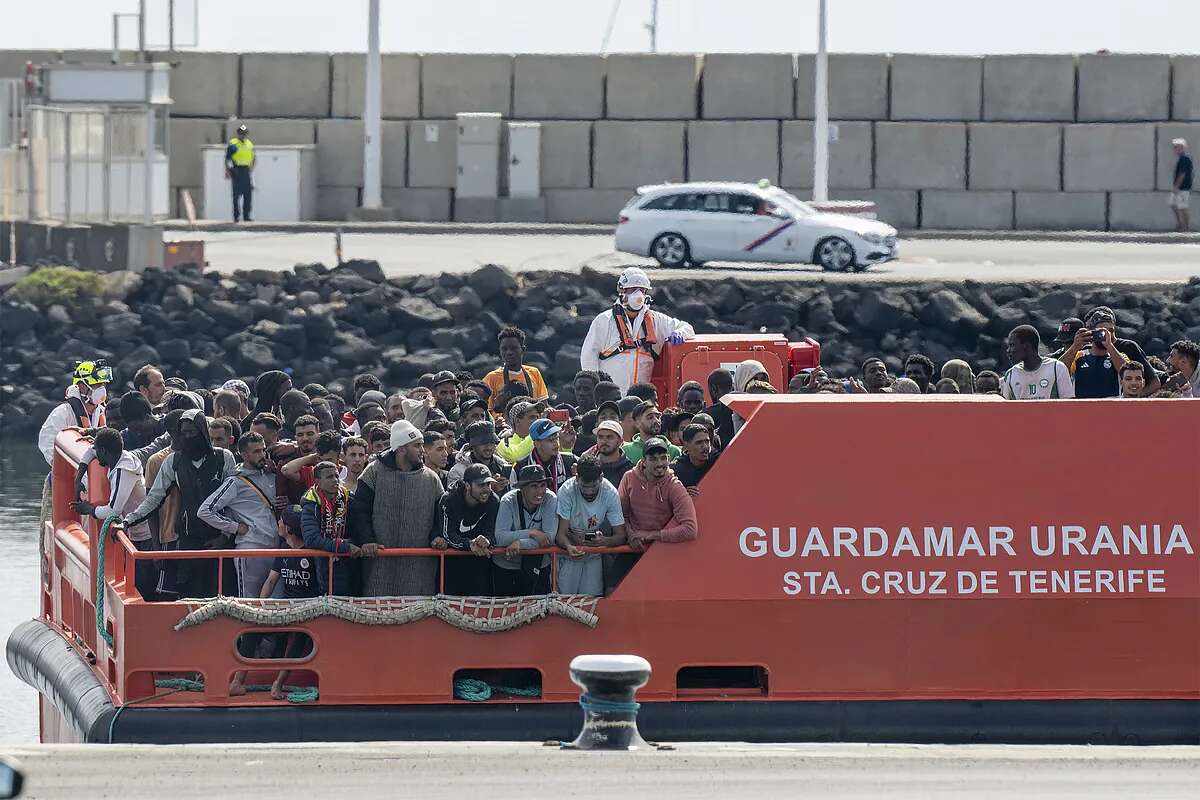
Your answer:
[197,466,279,549]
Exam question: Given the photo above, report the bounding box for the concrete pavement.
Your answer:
[3,742,1199,799]
[168,229,1200,286]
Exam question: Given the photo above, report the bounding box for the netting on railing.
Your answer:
[173,593,601,633]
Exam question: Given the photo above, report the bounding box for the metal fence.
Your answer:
[26,104,169,224]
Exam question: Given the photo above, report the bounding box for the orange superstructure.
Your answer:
[8,340,1200,745]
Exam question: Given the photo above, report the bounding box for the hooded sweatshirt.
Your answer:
[78,448,151,542]
[733,360,768,393]
[430,484,499,550]
[617,462,698,543]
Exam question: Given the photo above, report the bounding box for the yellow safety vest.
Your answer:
[229,137,255,167]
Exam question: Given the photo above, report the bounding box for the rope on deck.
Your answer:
[453,678,542,702]
[154,677,318,704]
[172,594,600,633]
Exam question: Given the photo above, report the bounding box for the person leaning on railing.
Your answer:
[554,455,627,597]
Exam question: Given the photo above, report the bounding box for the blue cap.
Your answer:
[529,418,562,442]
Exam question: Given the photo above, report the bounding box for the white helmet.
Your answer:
[617,267,651,292]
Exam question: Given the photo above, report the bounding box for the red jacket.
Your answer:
[617,463,698,543]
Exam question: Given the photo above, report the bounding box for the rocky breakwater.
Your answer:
[4,260,1200,432]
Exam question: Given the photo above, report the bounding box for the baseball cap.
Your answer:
[596,399,620,418]
[1055,317,1084,345]
[515,464,548,486]
[359,389,387,407]
[595,419,624,437]
[459,397,486,416]
[642,436,671,456]
[465,420,500,445]
[632,400,658,419]
[432,370,458,388]
[617,396,642,418]
[529,418,562,441]
[1084,306,1115,325]
[462,463,496,485]
[389,419,421,449]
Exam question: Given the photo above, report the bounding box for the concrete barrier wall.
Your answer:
[7,49,1193,229]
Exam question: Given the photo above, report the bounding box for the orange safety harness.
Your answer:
[598,305,659,362]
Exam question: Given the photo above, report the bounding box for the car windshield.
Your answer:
[764,188,816,218]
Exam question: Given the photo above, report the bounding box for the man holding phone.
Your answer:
[1058,306,1159,398]
[554,456,626,597]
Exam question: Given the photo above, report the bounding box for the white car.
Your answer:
[614,181,898,272]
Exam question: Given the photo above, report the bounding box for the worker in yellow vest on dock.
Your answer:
[225,124,255,223]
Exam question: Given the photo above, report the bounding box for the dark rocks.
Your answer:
[921,290,988,335]
[329,332,380,366]
[440,287,484,324]
[327,270,379,295]
[159,338,192,363]
[340,259,386,283]
[468,264,517,301]
[391,295,452,329]
[385,348,464,382]
[853,291,913,334]
[236,338,276,374]
[0,301,39,334]
[204,298,255,328]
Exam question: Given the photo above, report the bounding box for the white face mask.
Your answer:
[625,290,647,311]
[90,386,108,405]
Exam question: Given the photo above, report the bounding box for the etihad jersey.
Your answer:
[1001,357,1074,400]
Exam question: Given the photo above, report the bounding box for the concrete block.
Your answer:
[421,54,512,117]
[702,54,794,119]
[982,55,1076,122]
[234,119,316,145]
[1014,192,1107,230]
[545,189,634,224]
[1172,57,1200,121]
[453,197,500,223]
[382,121,408,187]
[0,51,59,78]
[150,51,239,118]
[795,54,890,120]
[540,121,591,189]
[592,121,685,189]
[169,119,225,188]
[1156,124,1200,189]
[874,123,967,189]
[1077,54,1170,122]
[499,197,548,223]
[829,189,919,229]
[1109,192,1193,231]
[968,123,1062,191]
[382,188,452,222]
[687,121,779,183]
[316,187,360,221]
[781,120,872,189]
[1063,124,1156,191]
[240,53,331,118]
[921,190,1013,230]
[606,54,699,120]
[330,53,420,119]
[317,119,363,187]
[408,121,457,188]
[513,55,604,119]
[889,55,982,121]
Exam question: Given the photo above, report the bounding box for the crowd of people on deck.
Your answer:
[37,269,1200,614]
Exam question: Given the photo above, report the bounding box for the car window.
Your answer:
[732,194,761,214]
[701,193,732,212]
[641,193,680,210]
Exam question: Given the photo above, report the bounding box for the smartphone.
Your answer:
[583,531,601,542]
[547,409,570,425]
[1092,330,1107,345]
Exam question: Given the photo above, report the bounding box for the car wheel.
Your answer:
[815,237,856,272]
[689,260,706,268]
[651,233,690,268]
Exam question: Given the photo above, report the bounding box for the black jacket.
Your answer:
[431,485,499,550]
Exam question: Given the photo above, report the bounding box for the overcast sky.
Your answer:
[0,0,1190,55]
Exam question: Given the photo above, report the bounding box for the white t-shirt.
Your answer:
[1001,357,1075,400]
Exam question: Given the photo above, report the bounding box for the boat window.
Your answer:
[676,665,769,696]
[237,631,315,660]
[453,668,543,701]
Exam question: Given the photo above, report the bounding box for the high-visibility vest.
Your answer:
[229,137,255,167]
[599,305,658,361]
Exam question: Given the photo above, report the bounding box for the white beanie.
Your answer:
[389,419,421,449]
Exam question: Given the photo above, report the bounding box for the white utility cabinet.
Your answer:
[507,123,541,199]
[202,144,317,221]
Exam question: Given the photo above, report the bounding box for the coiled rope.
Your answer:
[154,677,319,704]
[453,678,542,702]
[579,694,640,715]
[96,515,118,646]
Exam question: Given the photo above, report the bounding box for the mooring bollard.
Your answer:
[564,654,651,751]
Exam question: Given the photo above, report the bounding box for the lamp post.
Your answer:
[812,0,829,203]
[362,0,382,210]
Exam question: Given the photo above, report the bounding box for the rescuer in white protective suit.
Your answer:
[580,268,696,393]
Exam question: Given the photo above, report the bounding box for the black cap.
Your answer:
[1055,317,1084,344]
[617,396,642,417]
[1084,306,1115,325]
[432,370,458,387]
[596,399,620,418]
[465,420,500,445]
[462,464,495,485]
[642,436,671,456]
[459,397,486,416]
[632,400,657,419]
[515,464,548,486]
